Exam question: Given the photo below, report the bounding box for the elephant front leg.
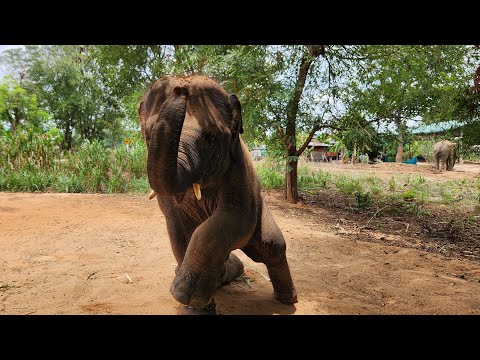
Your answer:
[170,214,250,308]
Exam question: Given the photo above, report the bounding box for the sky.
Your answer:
[0,45,24,78]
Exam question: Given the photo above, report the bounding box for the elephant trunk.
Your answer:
[147,86,194,196]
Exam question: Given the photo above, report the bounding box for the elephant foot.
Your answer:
[170,271,219,308]
[170,252,245,308]
[274,287,298,305]
[220,253,244,284]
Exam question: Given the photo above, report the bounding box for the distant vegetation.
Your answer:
[0,126,148,193]
[1,126,479,219]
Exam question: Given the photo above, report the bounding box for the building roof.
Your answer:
[308,141,332,147]
[412,120,466,135]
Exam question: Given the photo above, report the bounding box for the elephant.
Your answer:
[139,75,297,309]
[433,140,456,171]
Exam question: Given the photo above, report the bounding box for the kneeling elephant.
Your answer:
[139,75,297,309]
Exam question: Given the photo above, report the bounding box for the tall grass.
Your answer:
[0,128,148,193]
[255,162,333,192]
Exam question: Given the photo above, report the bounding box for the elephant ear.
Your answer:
[229,94,243,135]
[229,94,243,160]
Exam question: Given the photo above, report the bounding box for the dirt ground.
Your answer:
[2,163,480,315]
[308,160,480,182]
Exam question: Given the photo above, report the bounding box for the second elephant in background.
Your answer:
[433,140,456,171]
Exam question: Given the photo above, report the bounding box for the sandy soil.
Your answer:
[1,187,480,315]
[307,160,480,182]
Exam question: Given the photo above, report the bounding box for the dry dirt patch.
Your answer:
[1,191,480,314]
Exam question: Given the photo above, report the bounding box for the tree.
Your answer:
[334,112,383,160]
[89,45,254,135]
[1,45,125,149]
[246,45,366,203]
[344,46,468,162]
[0,77,50,130]
[446,46,480,148]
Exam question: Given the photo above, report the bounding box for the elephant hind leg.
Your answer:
[242,242,297,305]
[242,202,297,305]
[447,155,454,171]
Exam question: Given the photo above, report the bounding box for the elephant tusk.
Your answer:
[193,183,201,201]
[148,190,157,200]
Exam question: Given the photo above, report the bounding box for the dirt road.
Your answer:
[1,191,480,314]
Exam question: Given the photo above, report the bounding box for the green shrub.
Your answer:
[334,175,363,196]
[402,189,417,200]
[0,129,149,194]
[298,166,331,191]
[388,176,396,191]
[54,174,85,193]
[354,191,372,209]
[366,175,384,195]
[256,164,284,190]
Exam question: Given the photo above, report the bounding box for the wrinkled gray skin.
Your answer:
[434,140,456,171]
[139,75,297,308]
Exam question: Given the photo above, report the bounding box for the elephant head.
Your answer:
[139,76,243,201]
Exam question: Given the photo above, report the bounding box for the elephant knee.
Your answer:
[264,252,289,270]
[261,241,287,265]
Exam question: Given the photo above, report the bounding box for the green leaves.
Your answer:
[338,45,472,160]
[1,45,127,149]
[0,77,50,130]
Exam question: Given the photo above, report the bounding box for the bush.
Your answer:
[334,175,363,196]
[256,164,284,190]
[0,129,149,194]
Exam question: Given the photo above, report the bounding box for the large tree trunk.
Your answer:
[395,142,404,163]
[64,123,73,150]
[283,45,325,204]
[285,157,298,203]
[458,130,463,164]
[395,112,405,163]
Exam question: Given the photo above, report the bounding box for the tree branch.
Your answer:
[276,125,288,150]
[285,45,325,151]
[325,55,335,88]
[267,103,281,122]
[296,124,320,156]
